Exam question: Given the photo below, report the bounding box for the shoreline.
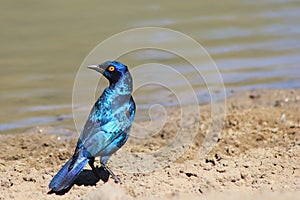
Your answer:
[0,88,299,199]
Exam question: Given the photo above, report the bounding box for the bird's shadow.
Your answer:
[48,166,109,195]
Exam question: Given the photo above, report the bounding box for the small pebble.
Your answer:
[280,114,286,123]
[216,168,226,173]
[271,128,279,133]
[249,90,261,99]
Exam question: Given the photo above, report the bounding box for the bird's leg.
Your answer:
[88,157,99,178]
[100,156,121,183]
[101,164,121,183]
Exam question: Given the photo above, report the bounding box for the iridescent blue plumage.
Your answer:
[49,61,135,192]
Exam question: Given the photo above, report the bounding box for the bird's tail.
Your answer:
[49,150,89,192]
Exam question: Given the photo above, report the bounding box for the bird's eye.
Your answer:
[108,66,115,72]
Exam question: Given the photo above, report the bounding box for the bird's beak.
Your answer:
[87,65,105,73]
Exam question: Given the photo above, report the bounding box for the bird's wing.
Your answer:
[78,97,135,157]
[79,101,111,140]
[77,97,135,157]
[79,121,130,157]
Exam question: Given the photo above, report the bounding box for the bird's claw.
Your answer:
[112,175,121,184]
[102,164,121,184]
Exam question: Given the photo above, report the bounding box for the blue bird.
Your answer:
[49,61,136,192]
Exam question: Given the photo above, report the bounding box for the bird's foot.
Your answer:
[102,165,121,184]
[112,174,121,184]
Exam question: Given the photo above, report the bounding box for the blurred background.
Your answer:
[0,0,299,134]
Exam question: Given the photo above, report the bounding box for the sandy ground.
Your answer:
[0,89,299,200]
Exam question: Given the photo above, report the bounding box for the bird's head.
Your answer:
[88,61,129,84]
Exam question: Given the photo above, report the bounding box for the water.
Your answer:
[1,0,299,134]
